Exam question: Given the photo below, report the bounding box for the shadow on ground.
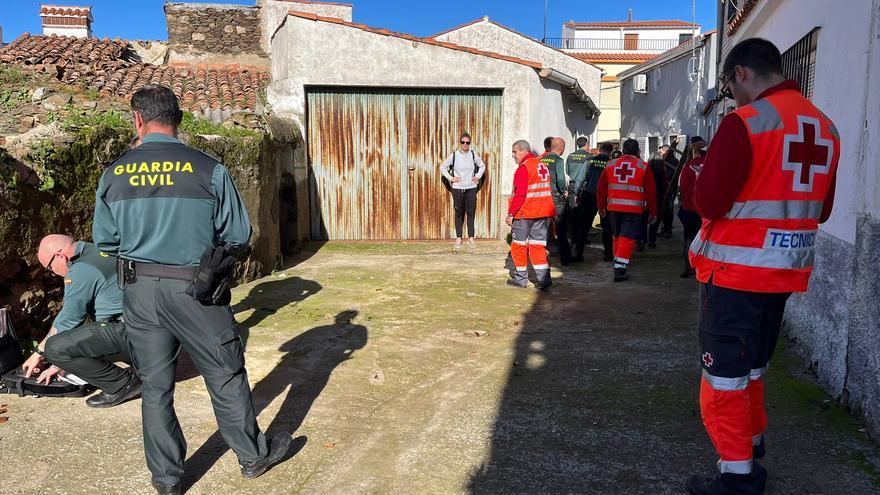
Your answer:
[181,310,368,492]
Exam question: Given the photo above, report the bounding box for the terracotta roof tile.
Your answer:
[726,0,760,37]
[286,10,543,70]
[40,5,92,17]
[569,52,658,64]
[565,20,698,28]
[0,34,269,115]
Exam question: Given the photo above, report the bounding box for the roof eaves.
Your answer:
[617,31,714,80]
[287,10,544,71]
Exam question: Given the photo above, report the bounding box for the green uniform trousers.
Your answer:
[123,276,268,486]
[44,320,130,393]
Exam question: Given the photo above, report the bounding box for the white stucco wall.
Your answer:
[571,27,700,41]
[723,0,878,245]
[42,26,90,38]
[258,0,353,54]
[434,20,602,105]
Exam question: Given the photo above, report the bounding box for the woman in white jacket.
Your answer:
[440,132,486,251]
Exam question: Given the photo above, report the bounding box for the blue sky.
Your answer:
[1,0,717,44]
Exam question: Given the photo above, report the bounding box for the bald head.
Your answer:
[38,234,75,269]
[551,137,565,155]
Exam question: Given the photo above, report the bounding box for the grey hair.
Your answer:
[512,140,531,152]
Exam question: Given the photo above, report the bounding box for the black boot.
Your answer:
[753,436,765,459]
[151,480,181,495]
[613,267,629,282]
[686,462,767,495]
[240,432,293,479]
[86,372,142,408]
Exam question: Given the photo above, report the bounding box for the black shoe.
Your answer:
[506,279,527,289]
[686,463,767,495]
[241,432,292,479]
[613,268,629,282]
[534,281,552,290]
[753,436,765,459]
[151,481,181,495]
[637,241,645,252]
[86,373,142,408]
[573,255,585,262]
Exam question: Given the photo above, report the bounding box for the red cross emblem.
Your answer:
[782,116,834,193]
[537,163,550,181]
[702,352,714,367]
[614,161,636,183]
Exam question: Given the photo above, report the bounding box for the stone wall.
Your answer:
[165,3,268,67]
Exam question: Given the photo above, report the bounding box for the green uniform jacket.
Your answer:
[93,133,252,266]
[585,153,611,195]
[540,152,568,216]
[53,241,123,332]
[565,148,590,207]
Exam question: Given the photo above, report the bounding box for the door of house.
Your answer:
[307,87,503,240]
[624,33,639,50]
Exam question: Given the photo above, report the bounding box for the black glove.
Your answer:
[186,245,236,305]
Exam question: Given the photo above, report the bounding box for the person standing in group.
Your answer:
[440,132,486,252]
[596,139,657,282]
[658,140,682,238]
[642,152,668,249]
[677,138,707,278]
[564,136,591,262]
[582,142,615,261]
[540,137,570,264]
[686,38,840,495]
[93,84,291,495]
[507,140,557,289]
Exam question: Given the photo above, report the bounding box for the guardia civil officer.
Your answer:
[583,142,615,261]
[539,137,570,264]
[564,136,590,261]
[93,84,290,495]
[687,39,840,495]
[21,234,140,408]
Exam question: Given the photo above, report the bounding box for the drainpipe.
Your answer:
[538,67,602,118]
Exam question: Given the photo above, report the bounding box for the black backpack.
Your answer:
[0,309,23,376]
[0,310,93,397]
[442,151,488,193]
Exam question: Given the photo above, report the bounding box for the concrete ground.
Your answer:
[1,235,879,495]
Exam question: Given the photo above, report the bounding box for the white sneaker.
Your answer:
[467,238,477,249]
[453,238,462,252]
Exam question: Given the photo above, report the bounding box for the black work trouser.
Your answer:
[555,204,572,263]
[662,198,675,233]
[569,201,589,258]
[44,320,130,393]
[124,276,268,486]
[452,187,478,238]
[583,193,612,259]
[679,208,702,271]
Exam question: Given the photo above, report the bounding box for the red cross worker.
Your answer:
[686,39,840,495]
[596,138,658,282]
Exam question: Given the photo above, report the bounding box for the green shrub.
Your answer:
[180,111,259,138]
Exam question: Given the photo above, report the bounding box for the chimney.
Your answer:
[628,9,633,22]
[39,5,93,38]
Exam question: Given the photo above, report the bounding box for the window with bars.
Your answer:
[781,28,820,100]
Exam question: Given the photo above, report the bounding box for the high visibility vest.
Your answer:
[515,156,557,219]
[689,89,840,293]
[605,154,649,214]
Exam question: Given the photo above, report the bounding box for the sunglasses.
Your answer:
[719,72,734,100]
[43,251,63,271]
[460,141,471,144]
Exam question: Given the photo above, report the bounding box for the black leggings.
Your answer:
[452,188,478,238]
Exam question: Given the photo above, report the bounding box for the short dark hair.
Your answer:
[622,138,640,156]
[599,142,614,153]
[131,84,183,127]
[575,136,588,148]
[543,137,553,151]
[722,38,783,80]
[460,132,471,141]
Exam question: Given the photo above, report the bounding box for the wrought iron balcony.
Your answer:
[543,37,683,52]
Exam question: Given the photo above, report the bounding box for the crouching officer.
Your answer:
[21,234,140,407]
[93,84,290,495]
[596,139,657,282]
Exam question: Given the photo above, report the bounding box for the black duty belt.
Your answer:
[133,262,197,281]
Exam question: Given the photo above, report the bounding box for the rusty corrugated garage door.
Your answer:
[307,87,503,240]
